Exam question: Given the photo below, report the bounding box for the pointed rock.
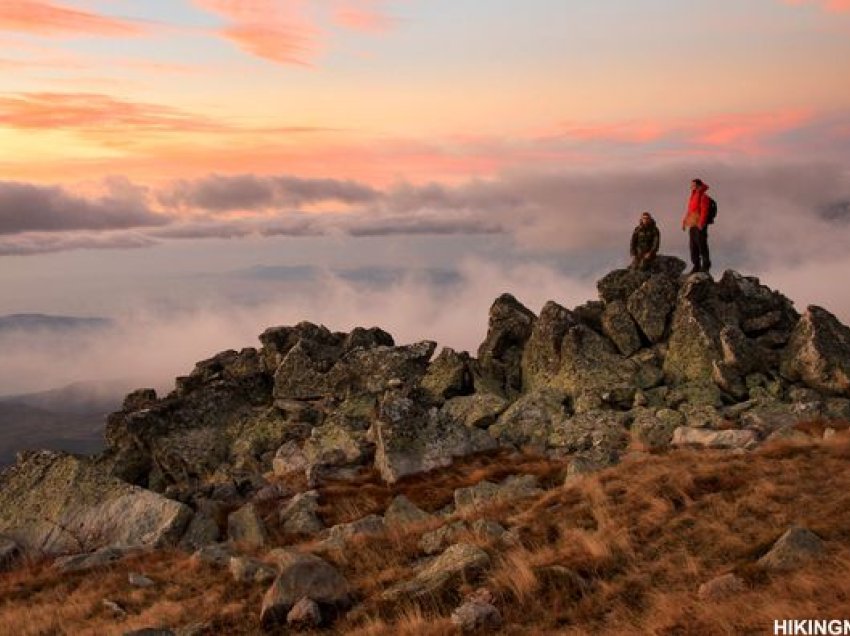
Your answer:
[476,294,537,397]
[781,306,850,396]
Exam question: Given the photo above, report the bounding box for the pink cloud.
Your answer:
[333,1,396,33]
[193,0,398,65]
[0,0,144,36]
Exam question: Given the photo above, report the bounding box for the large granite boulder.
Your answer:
[627,273,679,343]
[373,395,497,484]
[488,388,567,448]
[476,294,537,397]
[781,306,850,396]
[601,300,643,357]
[0,451,192,555]
[420,348,475,403]
[521,301,576,391]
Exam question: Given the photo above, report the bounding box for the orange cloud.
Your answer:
[0,0,144,36]
[0,92,219,132]
[193,0,320,65]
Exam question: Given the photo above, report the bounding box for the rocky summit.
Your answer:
[1,256,850,633]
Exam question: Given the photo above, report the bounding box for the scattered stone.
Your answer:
[260,553,351,629]
[54,546,142,574]
[272,441,310,477]
[384,495,433,527]
[190,543,234,568]
[179,513,221,550]
[321,515,385,549]
[279,491,324,535]
[563,456,605,483]
[229,555,276,584]
[671,427,757,450]
[420,347,474,402]
[128,572,156,588]
[419,522,469,555]
[227,503,268,548]
[470,519,506,541]
[382,543,491,602]
[549,411,629,457]
[758,526,826,571]
[454,475,542,513]
[698,573,744,601]
[631,408,682,450]
[287,597,322,630]
[451,587,502,632]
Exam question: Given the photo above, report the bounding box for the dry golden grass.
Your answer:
[2,436,850,634]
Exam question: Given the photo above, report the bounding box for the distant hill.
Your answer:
[0,314,112,334]
[0,379,134,466]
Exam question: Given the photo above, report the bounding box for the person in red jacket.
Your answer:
[681,178,711,273]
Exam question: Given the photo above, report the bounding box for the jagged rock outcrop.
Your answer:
[4,255,850,574]
[476,294,537,397]
[781,306,850,396]
[0,451,192,555]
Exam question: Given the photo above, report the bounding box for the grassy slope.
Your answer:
[1,432,849,635]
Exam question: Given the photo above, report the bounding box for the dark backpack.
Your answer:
[706,197,718,224]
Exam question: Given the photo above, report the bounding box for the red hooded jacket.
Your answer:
[682,182,710,229]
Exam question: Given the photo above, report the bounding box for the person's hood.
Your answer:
[696,183,709,194]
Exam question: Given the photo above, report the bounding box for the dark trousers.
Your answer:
[689,226,710,270]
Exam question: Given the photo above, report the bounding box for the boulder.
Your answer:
[441,393,509,430]
[453,475,543,513]
[227,503,268,548]
[190,543,234,568]
[272,441,309,477]
[260,553,351,629]
[549,412,629,458]
[758,526,825,571]
[627,274,678,343]
[274,339,436,401]
[419,521,469,555]
[279,491,324,536]
[373,395,497,484]
[663,275,725,384]
[128,572,156,588]
[601,300,643,357]
[488,388,567,448]
[0,451,192,555]
[470,519,507,541]
[550,325,638,408]
[178,513,220,550]
[229,555,276,583]
[698,573,744,601]
[321,515,385,550]
[384,495,433,527]
[451,590,502,632]
[420,348,474,403]
[381,543,491,602]
[597,268,650,303]
[476,294,537,397]
[54,546,142,573]
[671,427,757,450]
[781,306,850,396]
[521,301,576,390]
[631,408,683,450]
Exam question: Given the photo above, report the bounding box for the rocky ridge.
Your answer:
[1,256,849,631]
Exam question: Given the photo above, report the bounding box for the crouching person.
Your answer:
[630,212,660,270]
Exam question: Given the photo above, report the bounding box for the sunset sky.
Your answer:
[1,0,850,393]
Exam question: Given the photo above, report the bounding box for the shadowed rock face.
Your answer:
[781,306,850,396]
